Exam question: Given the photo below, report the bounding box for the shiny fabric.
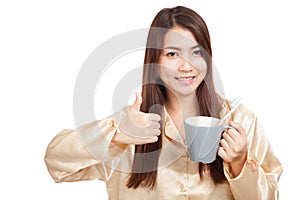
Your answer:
[45,103,282,200]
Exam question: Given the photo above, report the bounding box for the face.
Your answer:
[158,26,207,97]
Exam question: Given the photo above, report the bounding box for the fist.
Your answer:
[114,93,161,145]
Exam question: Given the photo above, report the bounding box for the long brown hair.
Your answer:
[126,6,225,189]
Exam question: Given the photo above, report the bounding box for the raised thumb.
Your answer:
[131,93,142,112]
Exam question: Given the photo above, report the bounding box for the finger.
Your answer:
[225,128,240,141]
[152,129,161,136]
[149,122,161,129]
[135,136,158,144]
[147,113,161,122]
[147,136,159,143]
[146,128,161,137]
[218,147,229,162]
[149,103,164,112]
[131,93,142,112]
[229,121,246,136]
[220,138,230,153]
[114,130,158,145]
[222,132,235,145]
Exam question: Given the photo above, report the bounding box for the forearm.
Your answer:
[224,151,282,200]
[225,105,283,199]
[44,118,123,182]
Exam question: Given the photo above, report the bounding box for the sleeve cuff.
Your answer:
[76,118,128,163]
[224,153,260,198]
[108,120,128,159]
[224,159,258,181]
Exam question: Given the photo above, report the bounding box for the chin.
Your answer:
[175,89,197,97]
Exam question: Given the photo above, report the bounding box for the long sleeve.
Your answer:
[44,110,128,183]
[224,105,283,200]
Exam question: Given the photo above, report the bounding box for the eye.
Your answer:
[193,49,203,56]
[166,51,178,57]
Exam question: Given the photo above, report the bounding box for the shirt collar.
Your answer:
[163,108,186,146]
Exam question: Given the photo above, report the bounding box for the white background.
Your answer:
[1,0,299,199]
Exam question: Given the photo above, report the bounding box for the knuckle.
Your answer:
[156,123,161,129]
[227,129,234,134]
[145,129,153,136]
[155,130,161,136]
[146,137,157,143]
[151,114,161,122]
[221,139,227,146]
[151,122,160,129]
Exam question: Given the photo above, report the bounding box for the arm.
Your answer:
[223,106,283,200]
[44,96,161,183]
[44,114,128,183]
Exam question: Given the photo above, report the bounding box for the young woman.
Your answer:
[45,6,282,199]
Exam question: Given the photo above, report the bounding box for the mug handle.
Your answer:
[223,125,236,131]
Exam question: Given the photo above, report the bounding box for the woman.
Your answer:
[45,6,282,199]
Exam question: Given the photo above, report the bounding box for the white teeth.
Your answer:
[176,77,194,81]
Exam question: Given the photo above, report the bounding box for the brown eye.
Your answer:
[193,50,203,56]
[166,52,178,57]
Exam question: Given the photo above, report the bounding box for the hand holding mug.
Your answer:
[218,121,248,177]
[184,116,236,163]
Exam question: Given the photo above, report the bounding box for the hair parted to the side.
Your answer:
[126,6,225,189]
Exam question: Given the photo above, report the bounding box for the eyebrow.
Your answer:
[164,44,201,51]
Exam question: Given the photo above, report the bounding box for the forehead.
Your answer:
[163,26,198,48]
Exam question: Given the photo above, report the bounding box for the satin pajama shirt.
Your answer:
[45,103,282,199]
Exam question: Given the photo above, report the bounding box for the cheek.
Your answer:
[194,59,207,77]
[159,57,177,69]
[159,66,173,81]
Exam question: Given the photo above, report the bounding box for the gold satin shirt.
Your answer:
[45,103,282,199]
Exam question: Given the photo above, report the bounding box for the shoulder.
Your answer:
[223,99,257,131]
[232,103,256,122]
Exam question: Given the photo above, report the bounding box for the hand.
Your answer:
[112,93,161,145]
[218,121,248,177]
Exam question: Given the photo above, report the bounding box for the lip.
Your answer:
[175,75,196,81]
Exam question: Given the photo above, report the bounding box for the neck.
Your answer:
[164,91,199,142]
[165,91,199,119]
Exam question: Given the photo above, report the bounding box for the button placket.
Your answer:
[184,150,190,197]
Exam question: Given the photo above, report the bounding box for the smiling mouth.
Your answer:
[175,76,196,81]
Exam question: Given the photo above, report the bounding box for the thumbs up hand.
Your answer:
[112,93,162,145]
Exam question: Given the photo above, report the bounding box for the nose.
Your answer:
[178,56,193,72]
